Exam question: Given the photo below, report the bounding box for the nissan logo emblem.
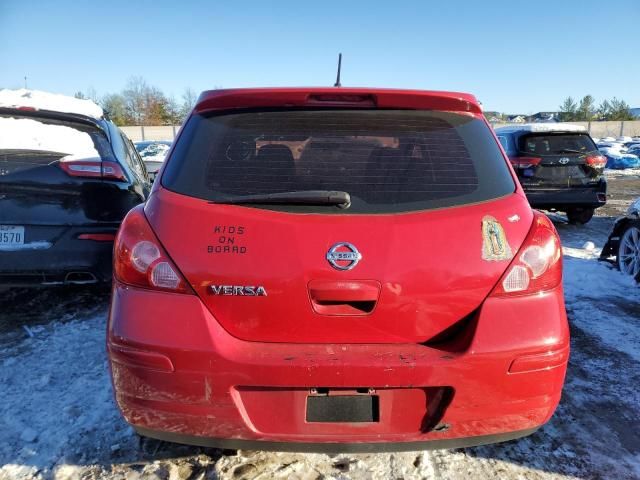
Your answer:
[326,242,362,271]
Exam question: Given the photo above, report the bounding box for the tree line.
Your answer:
[558,95,635,122]
[74,77,200,126]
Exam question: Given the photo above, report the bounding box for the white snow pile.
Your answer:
[605,167,640,177]
[0,89,103,119]
[0,117,99,157]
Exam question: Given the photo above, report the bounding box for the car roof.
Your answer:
[0,106,108,132]
[194,87,483,114]
[494,123,587,134]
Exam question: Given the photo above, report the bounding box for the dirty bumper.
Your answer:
[108,282,569,450]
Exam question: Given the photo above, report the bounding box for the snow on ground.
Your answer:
[605,167,640,177]
[0,118,99,157]
[1,215,640,479]
[0,89,103,119]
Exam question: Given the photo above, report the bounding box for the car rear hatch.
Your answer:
[512,132,604,188]
[0,109,125,251]
[148,89,533,344]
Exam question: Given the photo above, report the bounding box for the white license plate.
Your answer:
[0,226,25,246]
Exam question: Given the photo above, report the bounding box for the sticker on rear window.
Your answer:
[481,216,512,261]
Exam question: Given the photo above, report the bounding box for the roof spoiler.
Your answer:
[194,88,483,115]
[0,107,106,132]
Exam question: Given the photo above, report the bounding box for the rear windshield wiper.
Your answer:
[556,148,587,155]
[211,190,352,208]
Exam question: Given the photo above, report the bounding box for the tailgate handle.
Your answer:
[308,280,380,316]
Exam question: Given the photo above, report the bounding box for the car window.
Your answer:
[162,109,515,214]
[497,135,509,151]
[519,134,597,155]
[120,133,148,181]
[0,113,116,163]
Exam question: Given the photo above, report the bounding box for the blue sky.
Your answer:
[1,0,638,113]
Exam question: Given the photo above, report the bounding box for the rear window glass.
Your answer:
[162,109,515,214]
[0,113,114,164]
[519,133,597,156]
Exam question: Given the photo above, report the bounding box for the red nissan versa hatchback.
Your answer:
[108,88,569,452]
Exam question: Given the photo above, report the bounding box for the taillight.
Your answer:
[491,211,562,297]
[585,155,607,168]
[510,156,542,168]
[114,205,193,294]
[59,159,127,181]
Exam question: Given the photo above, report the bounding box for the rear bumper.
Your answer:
[108,282,570,451]
[523,182,607,210]
[133,426,540,453]
[0,224,117,285]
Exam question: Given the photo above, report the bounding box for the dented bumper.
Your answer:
[107,281,569,450]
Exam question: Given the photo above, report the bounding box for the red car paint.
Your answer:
[108,87,569,451]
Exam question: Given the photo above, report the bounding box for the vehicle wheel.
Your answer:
[566,208,594,225]
[617,220,640,282]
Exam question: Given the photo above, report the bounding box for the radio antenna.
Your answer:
[334,53,342,87]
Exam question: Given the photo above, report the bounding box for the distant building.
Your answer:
[630,107,640,119]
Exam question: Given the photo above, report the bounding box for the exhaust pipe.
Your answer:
[64,272,98,285]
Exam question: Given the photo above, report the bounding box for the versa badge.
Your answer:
[482,216,513,261]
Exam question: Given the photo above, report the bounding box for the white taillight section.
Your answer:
[492,211,562,297]
[502,265,530,292]
[68,164,101,174]
[59,157,127,181]
[150,261,181,289]
[131,241,160,273]
[520,244,551,278]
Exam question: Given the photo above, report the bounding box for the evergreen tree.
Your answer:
[577,95,596,121]
[558,97,578,121]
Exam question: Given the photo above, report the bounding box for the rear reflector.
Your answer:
[108,344,174,372]
[77,233,115,242]
[509,345,570,374]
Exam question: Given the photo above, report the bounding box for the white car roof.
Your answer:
[0,89,103,119]
[494,123,587,134]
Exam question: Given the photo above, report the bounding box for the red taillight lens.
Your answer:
[114,206,192,294]
[59,159,127,181]
[491,211,562,297]
[509,156,542,168]
[77,233,115,242]
[585,155,607,168]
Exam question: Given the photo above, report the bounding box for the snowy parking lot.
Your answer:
[1,173,639,480]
